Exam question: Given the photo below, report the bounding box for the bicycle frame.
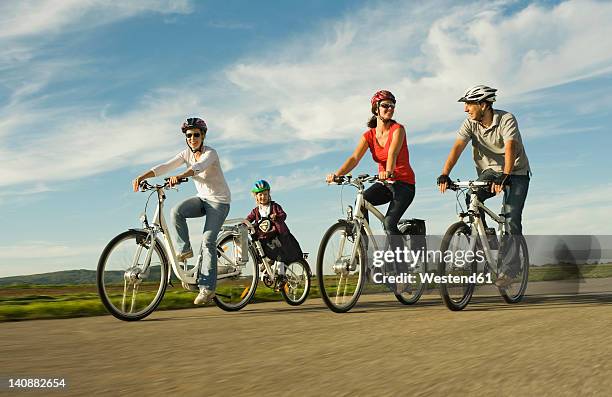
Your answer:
[348,191,386,263]
[456,181,509,273]
[139,186,244,286]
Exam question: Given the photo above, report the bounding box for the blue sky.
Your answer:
[1,0,611,277]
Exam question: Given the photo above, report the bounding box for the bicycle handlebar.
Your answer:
[329,174,381,186]
[447,179,491,191]
[138,177,189,192]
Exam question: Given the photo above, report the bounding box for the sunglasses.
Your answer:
[379,103,395,109]
[185,132,202,139]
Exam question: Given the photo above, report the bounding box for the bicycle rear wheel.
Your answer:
[499,235,529,303]
[213,235,258,312]
[317,221,366,313]
[97,230,169,321]
[438,222,476,311]
[394,231,428,305]
[280,260,311,306]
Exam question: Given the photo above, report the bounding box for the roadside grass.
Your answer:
[1,263,611,321]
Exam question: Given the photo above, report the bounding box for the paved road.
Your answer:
[2,279,612,396]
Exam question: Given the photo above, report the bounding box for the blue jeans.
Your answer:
[171,197,230,290]
[468,169,530,276]
[469,169,530,235]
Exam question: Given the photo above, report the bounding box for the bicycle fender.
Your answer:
[336,219,354,233]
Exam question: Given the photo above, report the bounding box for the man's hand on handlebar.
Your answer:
[437,174,452,193]
[491,173,510,195]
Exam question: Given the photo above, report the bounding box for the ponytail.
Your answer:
[367,116,377,128]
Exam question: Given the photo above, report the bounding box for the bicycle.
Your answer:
[317,174,428,313]
[438,179,529,311]
[215,216,312,311]
[97,178,259,321]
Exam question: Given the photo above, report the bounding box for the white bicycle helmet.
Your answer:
[458,85,497,103]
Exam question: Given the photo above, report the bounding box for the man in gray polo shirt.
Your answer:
[437,85,530,286]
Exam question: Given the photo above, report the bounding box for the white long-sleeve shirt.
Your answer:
[150,146,231,204]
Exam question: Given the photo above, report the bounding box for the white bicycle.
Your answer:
[317,174,428,313]
[439,179,529,311]
[97,178,258,321]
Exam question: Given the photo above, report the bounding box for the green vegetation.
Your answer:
[2,263,611,321]
[0,282,324,321]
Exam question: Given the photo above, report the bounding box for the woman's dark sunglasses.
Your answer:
[185,132,201,139]
[380,103,395,109]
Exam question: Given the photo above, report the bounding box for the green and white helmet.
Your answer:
[458,85,497,103]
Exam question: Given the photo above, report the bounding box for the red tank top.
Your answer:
[362,122,415,184]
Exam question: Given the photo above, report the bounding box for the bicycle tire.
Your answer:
[499,235,529,304]
[97,230,169,321]
[394,227,428,305]
[213,235,258,312]
[438,221,476,311]
[280,260,312,306]
[317,221,366,313]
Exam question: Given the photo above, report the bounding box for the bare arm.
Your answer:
[439,139,469,193]
[326,137,369,182]
[133,170,155,192]
[381,126,405,180]
[491,139,518,194]
[503,140,517,175]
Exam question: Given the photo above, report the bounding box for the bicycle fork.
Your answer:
[334,224,362,304]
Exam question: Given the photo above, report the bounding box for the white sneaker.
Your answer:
[194,287,215,305]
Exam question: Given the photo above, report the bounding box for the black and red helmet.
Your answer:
[370,90,396,106]
[181,117,208,134]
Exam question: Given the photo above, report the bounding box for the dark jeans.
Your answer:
[364,181,415,282]
[468,169,530,276]
[363,181,416,235]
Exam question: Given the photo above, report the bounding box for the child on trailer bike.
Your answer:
[132,117,231,305]
[245,180,305,290]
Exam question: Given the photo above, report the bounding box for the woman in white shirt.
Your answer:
[132,117,231,305]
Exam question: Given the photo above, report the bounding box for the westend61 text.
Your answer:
[372,248,486,268]
[373,272,493,285]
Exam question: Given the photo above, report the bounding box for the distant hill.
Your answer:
[0,267,164,286]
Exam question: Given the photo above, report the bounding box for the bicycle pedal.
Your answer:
[181,282,199,292]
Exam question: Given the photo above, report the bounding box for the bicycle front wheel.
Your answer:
[97,230,169,321]
[281,260,311,306]
[317,222,366,313]
[213,235,258,312]
[438,222,476,311]
[499,235,529,303]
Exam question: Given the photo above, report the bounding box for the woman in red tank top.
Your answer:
[326,90,416,240]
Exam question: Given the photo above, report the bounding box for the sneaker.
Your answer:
[177,250,193,262]
[194,287,215,305]
[274,275,287,292]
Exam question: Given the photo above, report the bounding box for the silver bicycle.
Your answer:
[216,217,311,311]
[97,178,258,321]
[439,179,529,311]
[317,174,427,313]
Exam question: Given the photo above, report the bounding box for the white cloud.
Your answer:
[1,0,612,194]
[0,0,193,39]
